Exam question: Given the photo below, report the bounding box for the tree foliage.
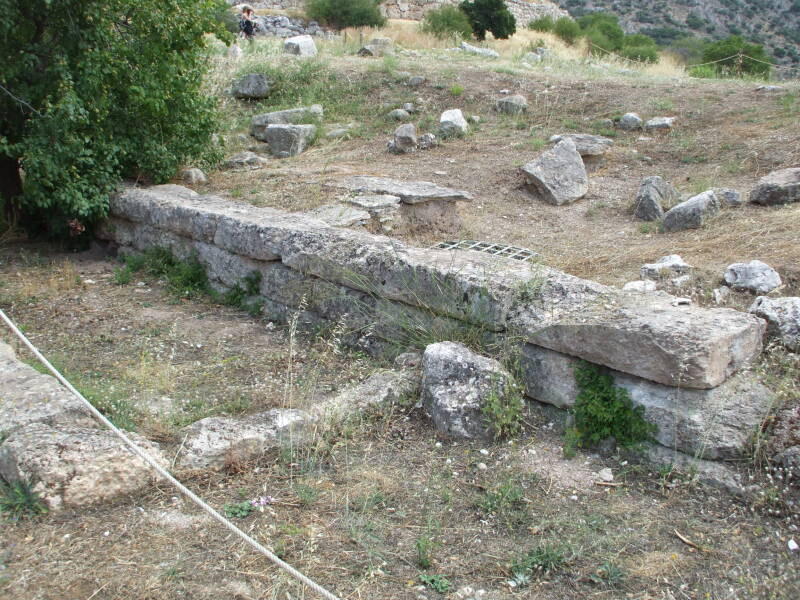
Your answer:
[421,5,473,40]
[459,0,517,41]
[0,0,228,238]
[306,0,386,31]
[702,35,772,77]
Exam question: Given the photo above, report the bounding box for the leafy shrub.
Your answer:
[528,15,555,32]
[579,13,625,50]
[223,500,255,519]
[688,64,717,78]
[619,45,659,64]
[701,35,772,78]
[459,0,517,41]
[0,0,228,239]
[571,362,657,448]
[306,0,386,30]
[421,5,473,40]
[553,16,582,45]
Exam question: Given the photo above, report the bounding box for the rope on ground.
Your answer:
[0,308,343,600]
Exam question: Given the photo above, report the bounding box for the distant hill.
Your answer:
[550,0,800,70]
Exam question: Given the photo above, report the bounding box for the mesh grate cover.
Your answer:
[432,240,539,262]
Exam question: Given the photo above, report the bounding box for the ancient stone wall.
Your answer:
[243,1,571,26]
[96,184,771,463]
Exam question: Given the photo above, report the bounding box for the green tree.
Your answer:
[306,0,386,31]
[553,16,582,45]
[0,0,227,238]
[702,35,772,77]
[421,6,473,40]
[459,0,517,41]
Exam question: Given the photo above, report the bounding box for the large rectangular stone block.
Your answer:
[519,344,773,459]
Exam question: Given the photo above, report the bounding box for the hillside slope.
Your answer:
[551,0,800,70]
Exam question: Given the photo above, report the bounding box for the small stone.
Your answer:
[408,75,426,87]
[439,109,469,137]
[618,112,643,130]
[226,151,268,169]
[789,539,799,552]
[672,297,692,306]
[284,35,317,57]
[231,73,272,99]
[662,190,720,232]
[671,274,691,288]
[713,287,731,305]
[724,260,782,294]
[713,188,743,207]
[418,133,438,150]
[388,123,418,154]
[623,280,657,292]
[468,115,481,125]
[644,117,676,131]
[477,462,488,470]
[402,102,416,113]
[459,41,499,59]
[181,168,207,185]
[641,254,692,279]
[749,296,800,351]
[633,176,679,221]
[495,95,528,114]
[598,468,614,482]
[749,168,800,206]
[388,108,411,121]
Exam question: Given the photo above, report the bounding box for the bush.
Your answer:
[459,0,517,41]
[701,35,772,78]
[553,17,582,45]
[585,29,615,55]
[619,45,659,64]
[0,0,228,239]
[528,15,554,32]
[688,64,717,78]
[420,6,473,40]
[306,0,386,31]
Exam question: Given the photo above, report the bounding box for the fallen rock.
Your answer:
[775,446,800,479]
[418,133,438,150]
[623,280,657,292]
[460,41,499,59]
[387,108,411,121]
[520,139,588,205]
[307,204,371,228]
[712,187,743,207]
[181,168,207,185]
[358,37,393,57]
[713,287,731,305]
[343,194,402,233]
[0,423,166,511]
[336,176,472,204]
[231,73,272,99]
[250,104,323,136]
[519,344,773,459]
[633,176,679,221]
[284,35,317,57]
[177,409,309,471]
[618,112,643,130]
[549,133,613,156]
[749,168,800,206]
[641,254,692,280]
[421,342,514,440]
[0,342,96,436]
[388,123,417,154]
[756,85,784,92]
[749,296,800,351]
[313,369,419,421]
[261,124,316,158]
[724,260,782,294]
[226,151,268,169]
[439,109,469,137]
[644,117,676,131]
[662,190,720,232]
[408,75,426,87]
[495,95,528,114]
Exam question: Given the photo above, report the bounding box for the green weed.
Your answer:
[0,479,48,520]
[510,543,568,585]
[481,377,524,440]
[416,534,436,569]
[223,500,255,519]
[419,573,452,594]
[450,84,464,97]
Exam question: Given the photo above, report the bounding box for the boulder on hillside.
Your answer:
[226,151,268,170]
[181,168,207,185]
[662,190,720,232]
[231,73,272,99]
[633,175,679,221]
[408,75,426,87]
[712,187,743,207]
[250,105,323,138]
[724,260,782,294]
[439,109,469,137]
[641,254,692,280]
[495,95,528,114]
[388,108,411,121]
[0,423,166,511]
[749,296,800,352]
[548,133,613,157]
[618,112,643,130]
[520,138,588,205]
[644,117,676,131]
[421,342,515,440]
[261,124,317,158]
[749,168,800,206]
[284,35,317,57]
[388,123,418,154]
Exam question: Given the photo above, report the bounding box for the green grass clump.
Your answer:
[568,362,657,449]
[0,479,48,520]
[419,573,452,593]
[510,543,568,586]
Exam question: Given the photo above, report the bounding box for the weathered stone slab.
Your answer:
[284,35,317,57]
[177,409,308,471]
[334,176,472,204]
[549,134,613,156]
[520,139,588,205]
[662,190,720,232]
[306,204,371,227]
[421,342,513,440]
[750,296,800,351]
[232,73,272,99]
[0,342,96,436]
[250,105,323,137]
[459,41,499,59]
[749,168,800,206]
[725,260,782,294]
[261,124,316,158]
[633,176,678,221]
[0,423,166,511]
[519,344,773,459]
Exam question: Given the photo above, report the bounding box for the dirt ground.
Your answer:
[3,33,800,600]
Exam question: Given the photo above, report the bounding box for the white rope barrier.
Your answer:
[0,308,342,600]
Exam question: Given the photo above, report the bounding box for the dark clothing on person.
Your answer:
[240,16,255,39]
